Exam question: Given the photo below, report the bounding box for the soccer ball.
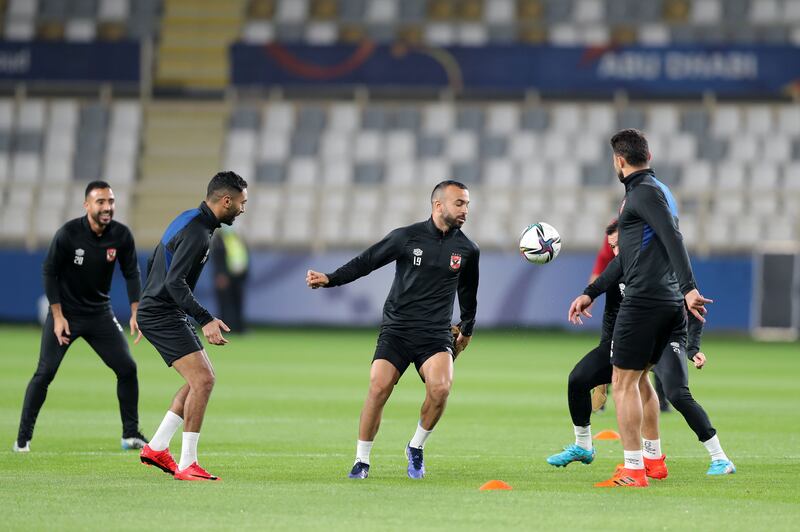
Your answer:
[519,222,562,264]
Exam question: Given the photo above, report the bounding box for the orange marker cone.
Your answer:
[593,429,621,440]
[479,480,513,491]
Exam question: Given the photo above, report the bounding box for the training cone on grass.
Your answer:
[479,480,513,491]
[593,429,621,440]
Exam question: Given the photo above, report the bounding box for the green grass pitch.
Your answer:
[1,325,798,531]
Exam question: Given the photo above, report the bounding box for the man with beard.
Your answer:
[14,181,148,453]
[550,220,735,478]
[306,180,480,480]
[571,129,712,488]
[137,171,247,482]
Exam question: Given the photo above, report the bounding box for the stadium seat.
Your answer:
[480,135,508,159]
[445,131,478,162]
[422,103,455,134]
[259,131,290,161]
[321,160,353,185]
[287,159,318,185]
[385,161,416,185]
[353,131,384,162]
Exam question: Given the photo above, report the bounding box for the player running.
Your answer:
[306,180,479,480]
[550,220,736,477]
[14,181,148,452]
[137,171,247,481]
[570,129,712,487]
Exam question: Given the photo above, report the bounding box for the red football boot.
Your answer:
[140,445,178,475]
[644,455,668,480]
[173,462,221,482]
[594,466,649,488]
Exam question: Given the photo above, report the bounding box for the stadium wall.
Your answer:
[0,249,751,332]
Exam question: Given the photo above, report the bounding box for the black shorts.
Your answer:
[137,311,203,366]
[373,331,454,380]
[611,301,687,371]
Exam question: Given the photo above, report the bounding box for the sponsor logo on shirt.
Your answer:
[74,248,85,266]
[106,248,117,262]
[201,248,209,265]
[449,253,462,271]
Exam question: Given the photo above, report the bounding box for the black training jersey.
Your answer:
[42,216,141,316]
[585,257,623,344]
[139,202,220,326]
[585,256,703,358]
[326,218,480,340]
[618,169,696,305]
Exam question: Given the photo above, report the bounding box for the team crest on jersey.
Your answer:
[74,248,85,266]
[449,253,462,271]
[412,248,423,266]
[106,248,117,262]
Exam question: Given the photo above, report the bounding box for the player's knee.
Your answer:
[568,368,589,390]
[193,372,216,394]
[665,386,690,407]
[115,361,137,381]
[426,380,451,403]
[32,368,58,386]
[367,378,393,401]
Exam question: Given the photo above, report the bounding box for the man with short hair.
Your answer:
[306,180,480,480]
[14,181,147,452]
[571,129,712,487]
[553,220,735,477]
[137,171,248,482]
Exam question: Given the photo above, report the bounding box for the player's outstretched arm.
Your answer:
[306,270,329,289]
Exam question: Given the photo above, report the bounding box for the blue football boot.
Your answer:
[546,444,596,467]
[348,461,370,479]
[707,459,736,476]
[406,445,425,479]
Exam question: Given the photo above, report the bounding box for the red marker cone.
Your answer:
[593,429,621,440]
[479,480,513,491]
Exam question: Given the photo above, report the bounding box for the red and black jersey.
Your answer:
[326,218,480,340]
[42,216,140,316]
[591,237,615,278]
